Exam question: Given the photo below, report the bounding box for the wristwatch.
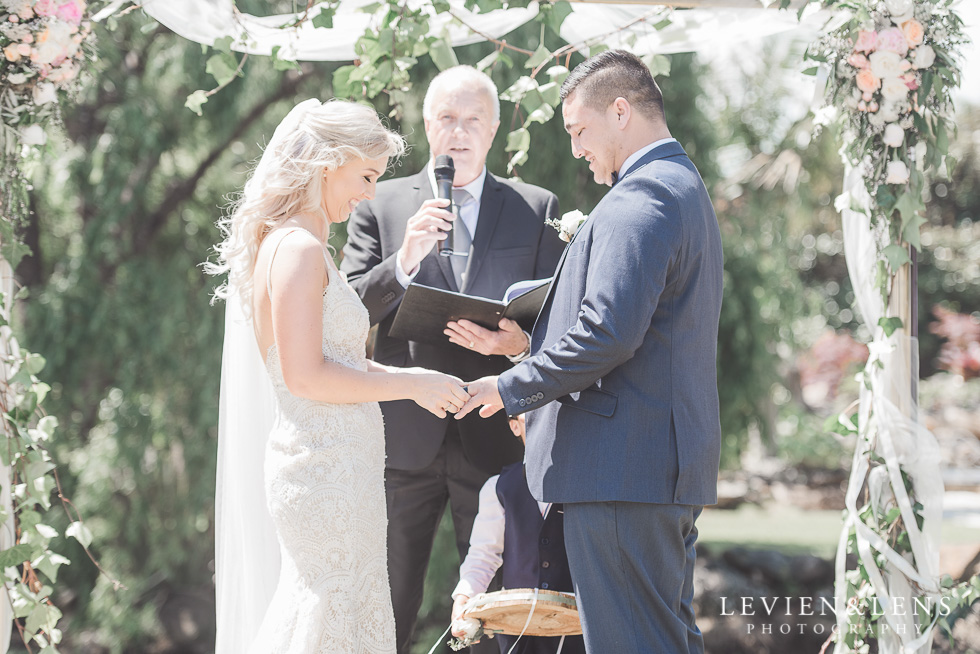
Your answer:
[506,331,532,363]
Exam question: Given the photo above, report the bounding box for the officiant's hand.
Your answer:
[445,318,527,357]
[398,198,455,275]
[455,376,503,419]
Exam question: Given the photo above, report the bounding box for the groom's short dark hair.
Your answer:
[560,50,665,122]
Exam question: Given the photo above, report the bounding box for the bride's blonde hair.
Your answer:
[207,99,406,311]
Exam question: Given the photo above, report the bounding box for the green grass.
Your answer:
[698,503,980,559]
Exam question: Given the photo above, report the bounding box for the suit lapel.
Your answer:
[459,174,502,294]
[413,169,458,292]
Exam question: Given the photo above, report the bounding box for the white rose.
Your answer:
[32,82,57,106]
[884,0,914,16]
[869,51,904,80]
[882,123,905,148]
[18,124,47,146]
[913,141,927,172]
[890,11,914,25]
[878,100,904,123]
[451,617,482,641]
[912,45,936,70]
[885,160,910,185]
[880,77,910,103]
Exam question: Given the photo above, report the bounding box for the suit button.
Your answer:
[541,582,549,589]
[536,392,544,400]
[541,561,550,569]
[541,537,550,545]
[519,399,526,407]
[382,291,395,303]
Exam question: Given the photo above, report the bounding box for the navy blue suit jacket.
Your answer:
[497,141,723,506]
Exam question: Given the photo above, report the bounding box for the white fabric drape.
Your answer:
[0,257,16,654]
[137,0,833,62]
[213,291,280,654]
[140,0,539,61]
[835,167,944,653]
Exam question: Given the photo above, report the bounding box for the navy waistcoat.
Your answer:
[496,463,573,593]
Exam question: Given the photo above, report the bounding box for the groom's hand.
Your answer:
[445,318,527,357]
[455,376,504,419]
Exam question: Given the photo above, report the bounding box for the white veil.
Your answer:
[213,98,321,653]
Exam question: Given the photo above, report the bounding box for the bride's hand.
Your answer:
[407,371,469,418]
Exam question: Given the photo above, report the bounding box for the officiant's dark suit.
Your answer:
[341,66,564,654]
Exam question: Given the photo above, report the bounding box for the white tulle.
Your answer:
[834,165,943,654]
[213,290,281,654]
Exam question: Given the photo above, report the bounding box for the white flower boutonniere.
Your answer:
[546,209,588,243]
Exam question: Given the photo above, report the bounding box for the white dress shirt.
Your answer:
[618,137,678,180]
[452,474,550,600]
[395,164,488,287]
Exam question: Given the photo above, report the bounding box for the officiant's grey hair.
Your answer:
[207,99,405,313]
[560,49,666,122]
[422,65,501,122]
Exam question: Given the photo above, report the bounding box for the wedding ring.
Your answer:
[469,341,475,348]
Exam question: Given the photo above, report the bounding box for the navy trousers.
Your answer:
[562,502,703,654]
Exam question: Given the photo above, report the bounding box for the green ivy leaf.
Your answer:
[428,39,458,71]
[32,553,70,583]
[882,244,911,271]
[312,7,335,29]
[524,103,555,126]
[505,128,530,153]
[24,353,45,376]
[878,317,903,337]
[271,46,300,72]
[537,81,560,107]
[66,522,93,549]
[902,213,927,251]
[501,76,538,104]
[212,36,233,54]
[525,44,551,71]
[546,65,569,87]
[0,544,33,568]
[332,65,356,97]
[642,54,671,78]
[184,90,209,116]
[205,52,239,86]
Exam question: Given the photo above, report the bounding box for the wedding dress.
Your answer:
[246,229,396,653]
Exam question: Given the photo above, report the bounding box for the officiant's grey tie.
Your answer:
[451,188,474,290]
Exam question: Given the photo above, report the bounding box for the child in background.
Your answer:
[450,415,586,654]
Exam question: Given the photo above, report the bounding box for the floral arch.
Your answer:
[0,0,975,652]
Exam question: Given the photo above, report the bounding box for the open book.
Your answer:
[388,278,552,347]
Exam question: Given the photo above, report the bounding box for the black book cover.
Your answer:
[388,280,551,347]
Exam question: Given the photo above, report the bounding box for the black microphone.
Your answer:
[434,154,455,256]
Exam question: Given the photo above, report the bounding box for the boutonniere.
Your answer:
[546,209,588,243]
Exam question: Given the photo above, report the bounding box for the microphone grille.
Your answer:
[434,154,455,178]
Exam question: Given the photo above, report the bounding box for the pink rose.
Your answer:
[55,1,83,25]
[876,27,909,56]
[33,0,58,17]
[848,53,870,69]
[856,69,881,94]
[854,30,877,53]
[903,73,919,90]
[902,20,924,48]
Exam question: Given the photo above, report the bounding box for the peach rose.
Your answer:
[848,53,870,69]
[854,30,877,53]
[902,20,924,48]
[3,44,21,62]
[877,27,909,56]
[856,69,881,94]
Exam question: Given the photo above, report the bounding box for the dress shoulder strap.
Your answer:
[265,227,332,298]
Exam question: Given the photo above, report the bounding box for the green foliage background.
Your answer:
[10,7,979,653]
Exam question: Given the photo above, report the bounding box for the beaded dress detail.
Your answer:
[249,231,395,654]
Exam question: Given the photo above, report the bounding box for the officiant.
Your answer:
[341,65,565,654]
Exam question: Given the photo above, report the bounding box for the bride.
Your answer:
[208,99,470,654]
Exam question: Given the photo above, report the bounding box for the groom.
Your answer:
[458,50,723,653]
